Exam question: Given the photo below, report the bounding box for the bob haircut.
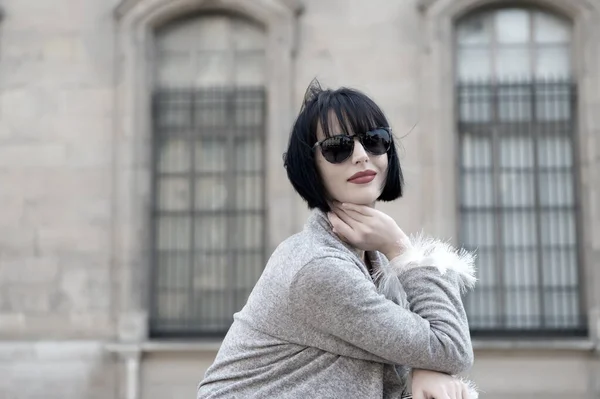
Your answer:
[283,81,404,213]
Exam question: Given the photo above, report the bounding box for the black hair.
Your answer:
[283,80,404,212]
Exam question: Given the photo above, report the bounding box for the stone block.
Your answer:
[37,225,110,255]
[0,341,116,399]
[0,313,114,339]
[22,197,111,227]
[0,144,67,168]
[58,88,113,117]
[58,264,111,312]
[0,227,36,256]
[5,283,57,313]
[0,257,59,284]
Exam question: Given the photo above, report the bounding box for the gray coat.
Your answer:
[197,209,478,399]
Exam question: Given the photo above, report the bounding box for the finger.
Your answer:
[440,391,453,399]
[340,202,376,216]
[411,390,425,399]
[335,204,370,222]
[461,382,470,399]
[331,206,360,229]
[327,212,354,238]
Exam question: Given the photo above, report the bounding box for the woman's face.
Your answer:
[315,115,388,207]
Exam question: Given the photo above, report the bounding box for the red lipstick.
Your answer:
[348,170,376,184]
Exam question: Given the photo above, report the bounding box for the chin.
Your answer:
[343,192,379,205]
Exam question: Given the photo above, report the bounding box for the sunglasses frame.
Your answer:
[312,127,393,164]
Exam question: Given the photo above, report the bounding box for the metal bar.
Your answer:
[531,80,546,328]
[490,82,506,328]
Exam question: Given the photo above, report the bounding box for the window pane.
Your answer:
[505,288,540,328]
[156,291,189,321]
[543,290,580,328]
[473,248,496,285]
[192,254,228,290]
[538,136,573,168]
[461,212,496,247]
[499,137,534,168]
[496,46,531,79]
[461,135,492,168]
[235,51,266,86]
[542,249,578,287]
[232,19,266,51]
[458,85,492,122]
[156,16,231,52]
[503,250,538,286]
[156,94,192,129]
[195,177,227,210]
[538,171,574,207]
[540,211,576,246]
[462,172,494,207]
[457,48,492,80]
[158,177,190,211]
[195,139,227,172]
[534,11,571,44]
[498,86,532,121]
[156,51,194,88]
[495,9,530,44]
[535,82,572,121]
[157,139,191,173]
[467,283,499,329]
[195,94,228,127]
[157,217,191,250]
[457,14,490,45]
[535,46,571,78]
[235,176,263,210]
[156,253,190,290]
[235,139,263,171]
[500,172,535,207]
[503,211,537,246]
[235,253,264,290]
[234,94,265,127]
[194,51,232,87]
[194,216,227,250]
[232,215,264,250]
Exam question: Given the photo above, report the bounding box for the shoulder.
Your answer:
[272,228,354,267]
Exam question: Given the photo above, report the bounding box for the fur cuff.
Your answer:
[388,233,477,292]
[462,377,480,399]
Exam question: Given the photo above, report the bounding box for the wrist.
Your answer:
[381,239,412,261]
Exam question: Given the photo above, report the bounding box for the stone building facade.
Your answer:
[1,0,600,398]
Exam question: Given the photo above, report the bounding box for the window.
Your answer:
[150,14,267,337]
[456,8,585,335]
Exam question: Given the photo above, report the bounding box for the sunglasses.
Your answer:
[313,127,392,164]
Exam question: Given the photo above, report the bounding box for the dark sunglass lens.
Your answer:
[362,128,391,155]
[320,135,354,163]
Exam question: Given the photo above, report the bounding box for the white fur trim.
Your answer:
[457,377,480,399]
[387,233,477,292]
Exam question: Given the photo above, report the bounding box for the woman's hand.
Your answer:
[327,202,412,260]
[411,369,470,399]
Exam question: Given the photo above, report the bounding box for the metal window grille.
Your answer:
[457,78,586,336]
[150,87,267,337]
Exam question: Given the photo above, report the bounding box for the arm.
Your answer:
[378,234,477,373]
[288,252,474,375]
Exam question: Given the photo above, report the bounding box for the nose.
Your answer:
[351,137,369,164]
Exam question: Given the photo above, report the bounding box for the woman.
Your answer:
[197,82,478,399]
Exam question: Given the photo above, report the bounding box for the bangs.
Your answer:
[303,85,389,145]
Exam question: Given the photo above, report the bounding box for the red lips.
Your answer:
[348,170,377,184]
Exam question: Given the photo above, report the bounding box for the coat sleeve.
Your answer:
[288,237,476,375]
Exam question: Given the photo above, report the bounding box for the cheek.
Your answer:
[374,154,389,175]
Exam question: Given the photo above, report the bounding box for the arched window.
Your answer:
[456,7,585,335]
[150,13,267,337]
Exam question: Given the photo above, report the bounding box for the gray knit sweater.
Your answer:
[197,210,477,399]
